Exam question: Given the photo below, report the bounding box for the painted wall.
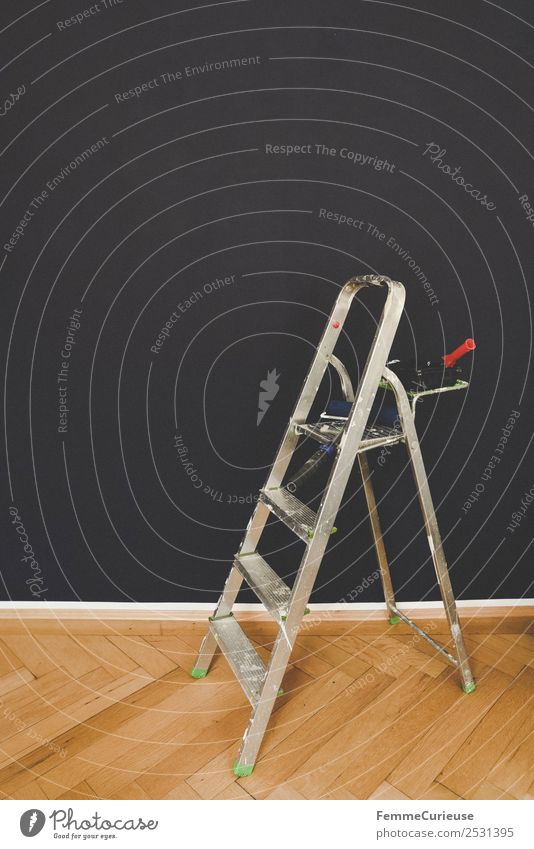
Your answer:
[1,0,532,603]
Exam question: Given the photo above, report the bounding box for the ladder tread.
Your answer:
[260,487,316,542]
[209,616,266,706]
[235,553,291,623]
[297,421,404,452]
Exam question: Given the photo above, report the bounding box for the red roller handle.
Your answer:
[442,338,476,368]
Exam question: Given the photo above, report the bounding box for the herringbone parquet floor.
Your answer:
[0,612,532,800]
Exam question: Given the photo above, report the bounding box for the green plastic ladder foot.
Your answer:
[191,667,208,679]
[388,615,401,625]
[463,681,476,694]
[232,761,254,777]
[277,688,284,697]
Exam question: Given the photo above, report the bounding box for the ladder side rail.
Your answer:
[358,451,397,619]
[382,366,475,691]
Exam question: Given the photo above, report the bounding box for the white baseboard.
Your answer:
[0,599,531,611]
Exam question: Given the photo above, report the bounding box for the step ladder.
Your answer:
[191,274,475,777]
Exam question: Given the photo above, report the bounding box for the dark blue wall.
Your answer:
[1,0,533,603]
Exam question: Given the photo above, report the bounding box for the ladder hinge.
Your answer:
[281,607,310,622]
[307,525,337,539]
[209,611,234,622]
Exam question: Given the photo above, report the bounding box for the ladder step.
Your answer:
[296,420,344,444]
[209,616,266,705]
[260,487,317,542]
[297,421,403,452]
[235,553,292,623]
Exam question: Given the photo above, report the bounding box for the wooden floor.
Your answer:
[0,610,532,800]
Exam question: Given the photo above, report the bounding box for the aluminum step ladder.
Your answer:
[191,274,475,777]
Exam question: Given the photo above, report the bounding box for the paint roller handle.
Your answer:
[286,443,336,493]
[442,338,476,369]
